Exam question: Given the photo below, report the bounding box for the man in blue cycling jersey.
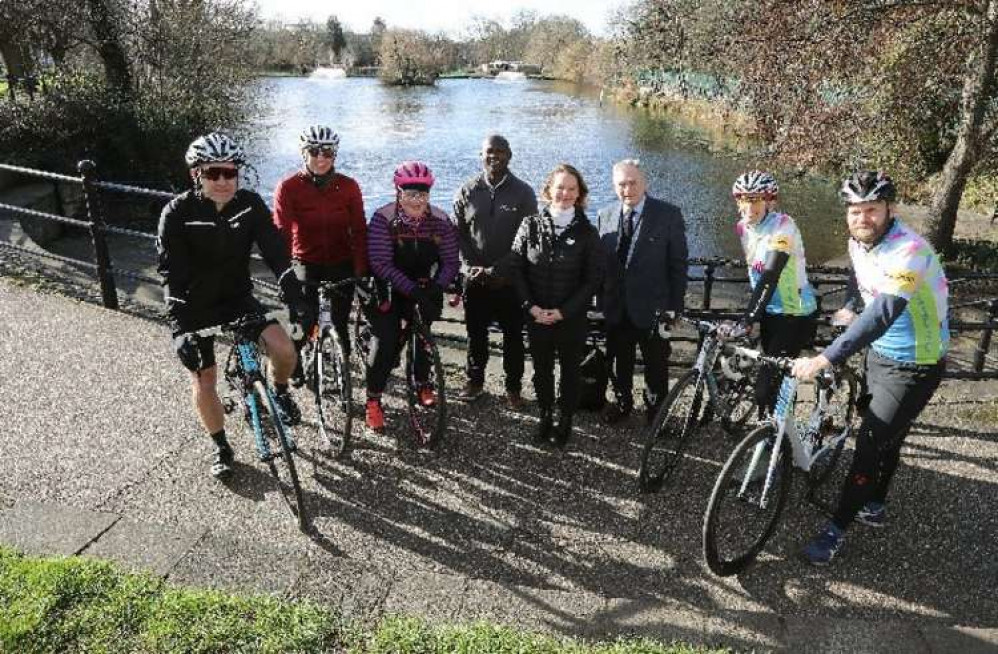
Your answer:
[792,171,948,565]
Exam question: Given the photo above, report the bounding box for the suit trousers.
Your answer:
[464,283,525,392]
[606,315,670,408]
[527,316,587,417]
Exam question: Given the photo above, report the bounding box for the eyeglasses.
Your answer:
[735,195,767,205]
[201,167,238,181]
[307,147,336,158]
[401,190,429,200]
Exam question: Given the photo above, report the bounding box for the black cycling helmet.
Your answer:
[840,171,896,204]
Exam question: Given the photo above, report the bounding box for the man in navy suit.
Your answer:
[597,160,688,424]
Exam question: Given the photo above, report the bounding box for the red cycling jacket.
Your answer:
[272,171,368,275]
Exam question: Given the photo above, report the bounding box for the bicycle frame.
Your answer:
[744,368,852,505]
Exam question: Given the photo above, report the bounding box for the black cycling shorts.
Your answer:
[177,296,277,372]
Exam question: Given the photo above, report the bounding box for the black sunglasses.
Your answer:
[307,147,335,158]
[201,167,238,181]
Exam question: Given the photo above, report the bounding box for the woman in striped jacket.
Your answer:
[364,161,459,432]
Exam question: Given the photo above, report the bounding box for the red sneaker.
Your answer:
[365,398,385,432]
[417,386,437,407]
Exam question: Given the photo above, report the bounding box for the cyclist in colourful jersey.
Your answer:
[793,171,948,566]
[730,171,818,414]
[364,161,459,432]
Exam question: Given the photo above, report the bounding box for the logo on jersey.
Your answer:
[770,234,792,253]
[886,269,918,294]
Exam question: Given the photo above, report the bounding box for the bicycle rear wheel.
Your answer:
[638,369,709,493]
[703,424,792,576]
[313,327,354,458]
[808,367,859,490]
[717,374,756,437]
[253,381,309,532]
[404,318,447,449]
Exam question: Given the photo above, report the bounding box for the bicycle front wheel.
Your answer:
[703,424,792,576]
[314,327,354,458]
[404,318,447,449]
[638,369,709,493]
[253,381,309,532]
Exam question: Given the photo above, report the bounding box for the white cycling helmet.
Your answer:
[732,170,779,198]
[184,132,245,168]
[299,125,340,152]
[840,171,897,204]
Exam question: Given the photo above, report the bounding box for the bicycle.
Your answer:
[353,280,448,448]
[300,278,359,459]
[191,312,309,532]
[702,346,859,576]
[638,316,757,493]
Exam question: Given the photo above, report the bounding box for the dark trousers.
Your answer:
[832,350,944,529]
[293,260,354,351]
[757,312,817,413]
[365,297,433,396]
[528,316,587,417]
[606,315,670,408]
[464,284,525,392]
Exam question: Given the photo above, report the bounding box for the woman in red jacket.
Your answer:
[273,125,368,380]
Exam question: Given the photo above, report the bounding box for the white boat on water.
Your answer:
[495,71,527,82]
[310,67,347,80]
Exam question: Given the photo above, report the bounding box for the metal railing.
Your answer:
[2,160,997,378]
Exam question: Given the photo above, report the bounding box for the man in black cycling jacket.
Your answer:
[157,132,306,479]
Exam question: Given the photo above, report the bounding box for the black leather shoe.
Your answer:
[535,409,554,443]
[552,415,573,449]
[601,402,632,425]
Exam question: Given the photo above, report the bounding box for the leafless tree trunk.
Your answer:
[925,0,998,253]
[86,0,133,97]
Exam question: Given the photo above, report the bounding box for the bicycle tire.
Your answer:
[718,374,756,437]
[404,317,447,449]
[314,327,354,458]
[807,368,859,490]
[703,424,792,576]
[253,380,309,532]
[638,369,709,493]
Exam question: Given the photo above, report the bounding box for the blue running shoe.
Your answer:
[856,502,887,528]
[803,522,845,566]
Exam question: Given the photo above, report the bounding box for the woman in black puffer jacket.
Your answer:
[509,163,603,447]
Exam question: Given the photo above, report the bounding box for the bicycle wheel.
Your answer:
[703,424,792,576]
[253,380,309,532]
[638,369,709,493]
[404,318,447,449]
[314,327,354,458]
[808,368,859,490]
[717,374,756,436]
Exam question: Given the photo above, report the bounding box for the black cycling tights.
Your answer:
[832,350,944,530]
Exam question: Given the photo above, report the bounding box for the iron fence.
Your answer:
[2,160,996,378]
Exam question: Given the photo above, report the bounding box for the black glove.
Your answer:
[278,271,304,307]
[411,283,443,319]
[173,333,203,371]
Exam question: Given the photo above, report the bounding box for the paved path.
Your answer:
[1,276,996,653]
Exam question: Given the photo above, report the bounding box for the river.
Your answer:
[246,76,847,263]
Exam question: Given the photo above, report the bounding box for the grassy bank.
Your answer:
[0,546,722,654]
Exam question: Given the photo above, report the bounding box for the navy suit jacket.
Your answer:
[597,195,688,330]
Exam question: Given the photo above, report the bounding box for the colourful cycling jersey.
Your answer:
[736,211,817,316]
[849,218,949,364]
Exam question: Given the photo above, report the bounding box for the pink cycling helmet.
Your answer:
[393,161,435,190]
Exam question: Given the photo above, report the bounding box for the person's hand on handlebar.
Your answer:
[792,354,832,381]
[831,308,857,328]
[656,310,677,339]
[717,320,751,341]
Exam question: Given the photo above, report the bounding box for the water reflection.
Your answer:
[246,77,847,262]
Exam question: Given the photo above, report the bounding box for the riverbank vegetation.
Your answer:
[609,0,998,255]
[0,0,259,186]
[0,546,717,654]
